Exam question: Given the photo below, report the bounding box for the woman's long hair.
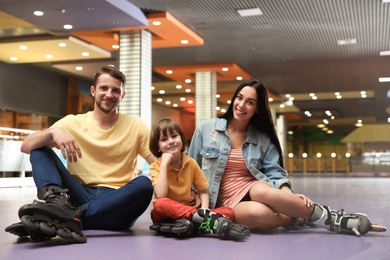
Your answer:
[220,79,285,168]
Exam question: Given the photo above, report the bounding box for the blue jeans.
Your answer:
[29,147,153,230]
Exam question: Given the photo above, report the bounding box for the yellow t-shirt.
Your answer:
[51,111,151,189]
[150,153,209,206]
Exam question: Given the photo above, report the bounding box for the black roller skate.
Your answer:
[5,222,53,242]
[17,186,86,243]
[193,209,250,240]
[149,218,195,238]
[324,206,387,237]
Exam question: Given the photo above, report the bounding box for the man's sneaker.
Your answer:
[193,209,249,240]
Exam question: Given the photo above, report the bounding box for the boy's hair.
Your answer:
[149,117,187,158]
[92,65,126,88]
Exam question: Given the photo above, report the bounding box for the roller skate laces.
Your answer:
[195,209,249,240]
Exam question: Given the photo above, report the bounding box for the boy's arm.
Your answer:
[153,153,172,198]
[198,189,210,209]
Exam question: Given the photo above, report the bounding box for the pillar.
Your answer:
[195,71,217,126]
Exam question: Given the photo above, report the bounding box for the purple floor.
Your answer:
[1,176,389,260]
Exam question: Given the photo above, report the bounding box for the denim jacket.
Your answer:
[188,118,291,209]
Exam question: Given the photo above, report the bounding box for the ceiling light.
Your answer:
[237,7,263,17]
[185,89,191,93]
[10,57,17,61]
[236,76,243,80]
[176,85,182,89]
[75,66,83,71]
[337,38,357,45]
[82,52,90,57]
[185,79,191,83]
[268,97,273,102]
[157,98,163,102]
[181,40,189,44]
[19,45,27,50]
[379,77,390,82]
[34,11,44,16]
[58,43,67,47]
[166,70,173,74]
[173,104,178,107]
[165,101,171,105]
[112,44,120,49]
[222,67,229,71]
[188,100,193,104]
[379,50,390,56]
[180,97,186,101]
[159,90,165,94]
[152,21,161,26]
[63,24,73,30]
[45,54,53,59]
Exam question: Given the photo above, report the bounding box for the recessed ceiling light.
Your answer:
[112,44,120,49]
[19,45,27,50]
[10,57,17,61]
[75,66,83,71]
[58,43,67,47]
[185,79,191,83]
[337,38,357,45]
[379,77,390,82]
[176,85,182,89]
[236,76,243,80]
[181,40,189,44]
[82,52,90,57]
[34,11,44,16]
[237,7,263,17]
[45,54,53,59]
[166,70,173,74]
[63,24,73,30]
[379,50,390,56]
[222,67,229,71]
[152,21,161,26]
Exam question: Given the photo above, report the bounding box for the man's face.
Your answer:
[90,74,125,113]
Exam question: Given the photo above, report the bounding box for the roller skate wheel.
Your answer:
[20,215,40,230]
[56,227,72,239]
[71,231,87,243]
[39,222,57,236]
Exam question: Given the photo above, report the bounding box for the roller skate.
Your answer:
[193,209,250,240]
[324,206,387,237]
[5,222,53,242]
[149,218,195,238]
[17,186,86,243]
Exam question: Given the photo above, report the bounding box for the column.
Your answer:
[195,71,217,126]
[118,30,152,175]
[118,30,152,126]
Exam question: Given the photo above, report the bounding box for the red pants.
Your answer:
[151,197,235,223]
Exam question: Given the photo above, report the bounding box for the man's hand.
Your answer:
[51,128,82,163]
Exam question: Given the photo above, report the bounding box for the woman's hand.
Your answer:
[295,193,314,208]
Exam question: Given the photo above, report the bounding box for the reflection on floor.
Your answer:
[1,176,389,260]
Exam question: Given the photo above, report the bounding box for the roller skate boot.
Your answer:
[18,186,87,243]
[324,206,387,237]
[193,209,249,240]
[149,218,195,238]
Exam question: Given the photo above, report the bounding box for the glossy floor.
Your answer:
[1,176,389,260]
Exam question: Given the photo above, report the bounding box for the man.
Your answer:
[5,65,155,243]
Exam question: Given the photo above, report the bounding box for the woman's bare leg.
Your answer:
[234,201,291,229]
[249,182,314,219]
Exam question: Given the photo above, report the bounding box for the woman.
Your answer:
[188,79,385,236]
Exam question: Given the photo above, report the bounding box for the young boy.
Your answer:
[148,118,249,240]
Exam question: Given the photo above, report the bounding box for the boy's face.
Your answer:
[158,130,183,157]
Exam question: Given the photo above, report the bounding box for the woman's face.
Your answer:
[232,86,258,121]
